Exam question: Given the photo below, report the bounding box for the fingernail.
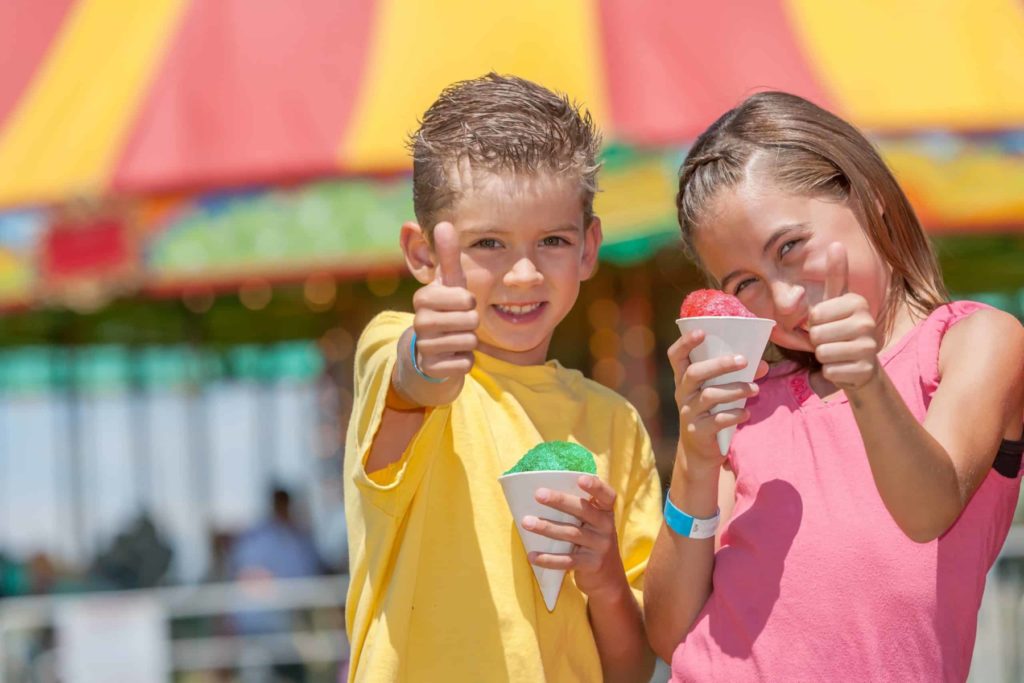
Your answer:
[536,489,549,503]
[750,383,759,393]
[522,516,537,529]
[734,355,746,365]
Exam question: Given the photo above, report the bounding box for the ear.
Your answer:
[580,216,603,281]
[400,221,436,285]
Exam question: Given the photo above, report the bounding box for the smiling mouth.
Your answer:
[495,302,544,315]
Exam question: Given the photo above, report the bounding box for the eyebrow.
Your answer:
[461,224,581,235]
[719,223,808,291]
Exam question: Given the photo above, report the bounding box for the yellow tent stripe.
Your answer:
[338,0,610,172]
[784,0,1024,129]
[0,0,188,207]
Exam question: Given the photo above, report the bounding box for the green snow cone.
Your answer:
[503,441,597,476]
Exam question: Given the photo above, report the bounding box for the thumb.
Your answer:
[823,242,849,300]
[432,222,465,288]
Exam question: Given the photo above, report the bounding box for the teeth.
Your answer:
[497,303,541,315]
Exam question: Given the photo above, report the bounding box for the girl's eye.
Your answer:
[734,278,757,295]
[473,238,500,249]
[541,235,571,247]
[778,239,802,259]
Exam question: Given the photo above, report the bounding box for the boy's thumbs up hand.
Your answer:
[807,242,880,391]
[409,222,479,384]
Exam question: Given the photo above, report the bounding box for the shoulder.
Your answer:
[939,305,1024,376]
[355,310,412,357]
[359,310,413,343]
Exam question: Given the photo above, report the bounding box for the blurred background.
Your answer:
[0,1,1022,681]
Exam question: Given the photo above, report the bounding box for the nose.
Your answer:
[770,279,806,317]
[504,255,544,288]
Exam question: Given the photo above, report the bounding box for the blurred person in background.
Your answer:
[229,486,326,682]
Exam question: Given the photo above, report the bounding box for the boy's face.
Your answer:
[432,169,601,366]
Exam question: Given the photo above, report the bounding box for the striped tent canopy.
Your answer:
[1,0,1023,310]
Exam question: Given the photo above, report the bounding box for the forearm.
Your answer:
[587,579,655,683]
[847,370,963,541]
[642,459,718,661]
[392,326,464,407]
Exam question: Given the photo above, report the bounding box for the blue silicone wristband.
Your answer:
[664,496,719,539]
[410,331,448,384]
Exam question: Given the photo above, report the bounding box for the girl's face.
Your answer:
[694,178,890,353]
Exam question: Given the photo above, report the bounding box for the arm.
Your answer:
[365,223,479,473]
[808,243,1024,542]
[643,332,759,661]
[844,310,1024,542]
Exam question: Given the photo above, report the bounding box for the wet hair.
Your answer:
[409,72,602,236]
[676,91,948,368]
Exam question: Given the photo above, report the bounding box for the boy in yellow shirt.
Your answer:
[344,73,661,682]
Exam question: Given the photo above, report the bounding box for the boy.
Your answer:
[344,73,661,682]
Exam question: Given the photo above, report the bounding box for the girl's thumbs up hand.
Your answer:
[807,242,881,391]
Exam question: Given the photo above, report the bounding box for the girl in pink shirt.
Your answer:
[644,92,1024,682]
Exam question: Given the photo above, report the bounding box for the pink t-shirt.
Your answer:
[672,301,1022,682]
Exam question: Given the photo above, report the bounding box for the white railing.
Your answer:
[2,527,1023,683]
[0,574,349,683]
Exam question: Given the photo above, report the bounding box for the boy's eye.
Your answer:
[473,238,501,249]
[541,235,571,247]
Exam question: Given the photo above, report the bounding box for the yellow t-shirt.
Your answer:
[344,311,662,682]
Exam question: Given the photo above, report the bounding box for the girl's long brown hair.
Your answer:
[676,91,949,368]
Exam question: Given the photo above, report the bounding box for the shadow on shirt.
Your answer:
[708,479,803,657]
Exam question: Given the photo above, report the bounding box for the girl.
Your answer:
[644,91,1024,682]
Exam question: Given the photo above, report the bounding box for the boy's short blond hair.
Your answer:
[408,73,602,236]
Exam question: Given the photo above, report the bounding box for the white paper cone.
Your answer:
[498,470,586,611]
[675,316,775,455]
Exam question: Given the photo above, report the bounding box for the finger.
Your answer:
[808,295,865,326]
[432,222,466,288]
[820,360,874,386]
[694,382,759,413]
[813,339,877,365]
[535,488,601,528]
[527,551,576,571]
[578,475,617,513]
[414,309,479,335]
[683,354,748,388]
[692,408,750,432]
[522,515,587,545]
[823,242,848,300]
[807,316,872,346]
[668,331,705,376]
[417,353,474,379]
[413,332,478,357]
[413,285,476,313]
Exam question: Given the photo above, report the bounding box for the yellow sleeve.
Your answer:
[345,311,420,509]
[615,408,663,604]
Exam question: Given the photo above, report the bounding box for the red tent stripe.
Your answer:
[0,0,77,129]
[597,0,837,144]
[111,0,375,195]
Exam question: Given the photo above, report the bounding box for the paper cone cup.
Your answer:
[498,470,586,611]
[675,316,775,456]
